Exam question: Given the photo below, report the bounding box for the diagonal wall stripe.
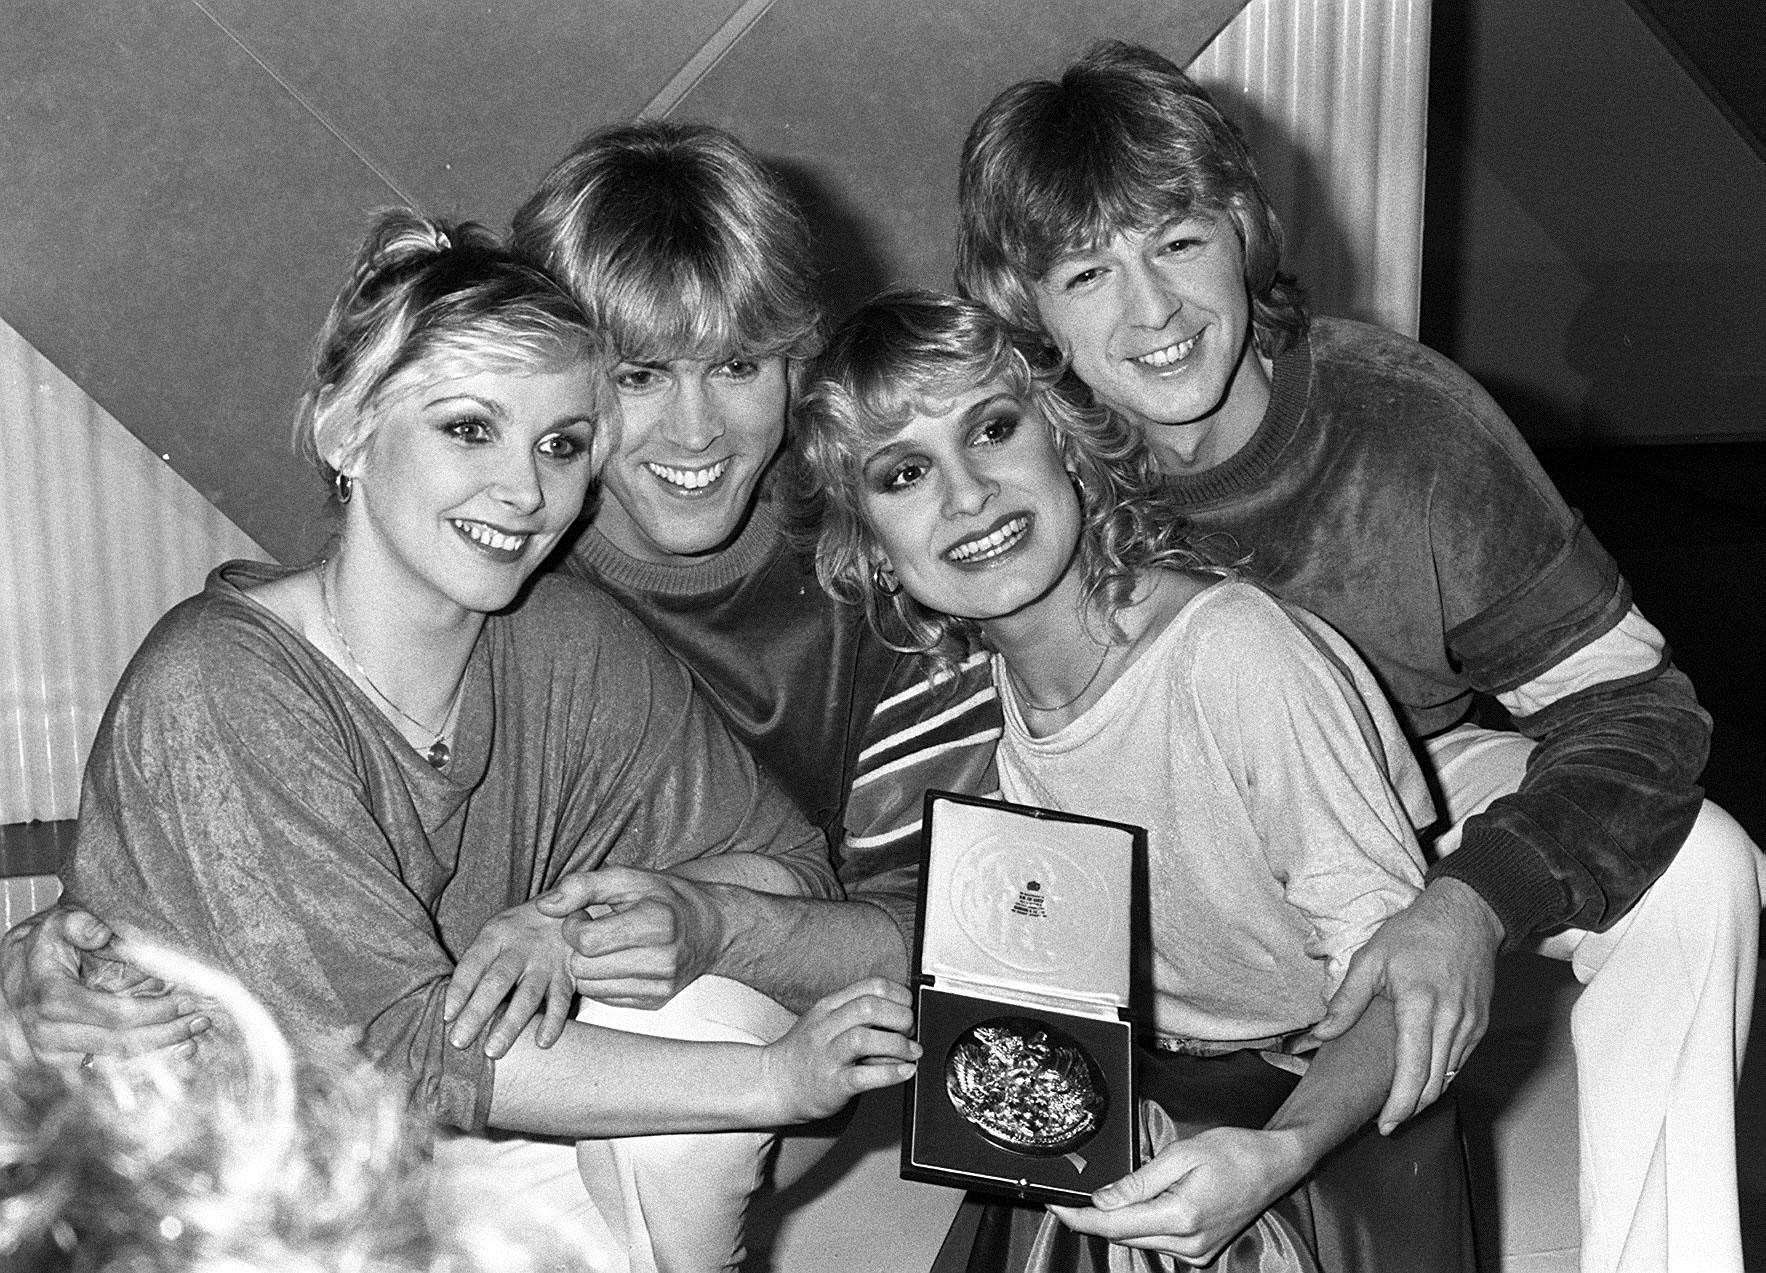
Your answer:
[188,0,416,205]
[643,0,782,120]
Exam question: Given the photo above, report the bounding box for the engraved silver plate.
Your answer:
[944,1015,1108,1156]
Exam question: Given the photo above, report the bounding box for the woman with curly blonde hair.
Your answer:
[799,287,1204,684]
[796,289,1472,1271]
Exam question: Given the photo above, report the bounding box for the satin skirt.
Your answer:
[940,1047,1476,1273]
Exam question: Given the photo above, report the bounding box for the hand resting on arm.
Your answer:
[0,903,211,1064]
[536,864,908,1016]
[1304,875,1502,1132]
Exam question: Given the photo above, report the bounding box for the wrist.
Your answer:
[1251,1124,1318,1192]
[1429,876,1506,949]
[752,1036,804,1124]
[1424,823,1554,946]
[692,881,745,976]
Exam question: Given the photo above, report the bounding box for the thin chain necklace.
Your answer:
[318,563,465,770]
[1005,640,1113,715]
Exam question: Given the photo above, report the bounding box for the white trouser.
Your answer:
[1426,725,1763,1273]
[432,1125,630,1273]
[573,975,797,1273]
[434,975,794,1273]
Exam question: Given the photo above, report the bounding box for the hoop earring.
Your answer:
[872,562,902,597]
[333,470,353,505]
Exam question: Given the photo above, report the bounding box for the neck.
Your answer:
[1145,348,1274,476]
[982,573,1117,722]
[322,554,482,727]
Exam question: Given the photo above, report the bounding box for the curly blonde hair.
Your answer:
[796,288,1223,681]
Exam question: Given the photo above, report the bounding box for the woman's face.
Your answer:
[857,378,1082,625]
[338,357,601,616]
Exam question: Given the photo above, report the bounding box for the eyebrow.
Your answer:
[859,393,1020,470]
[1042,213,1220,276]
[422,391,506,417]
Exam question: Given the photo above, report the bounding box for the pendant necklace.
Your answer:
[318,563,465,770]
[1006,640,1113,715]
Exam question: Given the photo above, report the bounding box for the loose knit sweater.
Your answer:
[560,496,894,856]
[995,578,1429,1045]
[64,562,834,1131]
[1167,318,1711,942]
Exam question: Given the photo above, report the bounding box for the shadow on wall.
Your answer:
[772,157,897,324]
[1527,429,1766,849]
[1561,264,1766,446]
[1200,79,1365,330]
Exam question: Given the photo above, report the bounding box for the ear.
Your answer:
[324,423,373,481]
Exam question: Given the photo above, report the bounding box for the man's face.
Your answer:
[1032,210,1270,465]
[591,355,788,564]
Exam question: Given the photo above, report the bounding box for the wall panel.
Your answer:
[0,320,263,822]
[1191,0,1431,335]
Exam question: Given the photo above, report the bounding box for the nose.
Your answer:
[662,378,725,453]
[941,455,998,519]
[1124,259,1180,330]
[490,447,545,515]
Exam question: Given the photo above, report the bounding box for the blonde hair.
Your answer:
[292,208,606,494]
[797,289,1219,681]
[511,121,822,374]
[957,40,1307,361]
[0,937,607,1273]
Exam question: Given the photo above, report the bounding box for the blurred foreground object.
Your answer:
[0,936,615,1273]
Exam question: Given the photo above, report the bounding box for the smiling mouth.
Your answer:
[946,515,1031,564]
[645,459,730,492]
[453,519,531,559]
[1132,331,1201,368]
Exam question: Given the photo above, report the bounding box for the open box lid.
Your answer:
[918,791,1142,1016]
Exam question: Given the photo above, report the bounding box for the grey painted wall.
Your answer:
[1421,0,1766,446]
[0,0,1243,565]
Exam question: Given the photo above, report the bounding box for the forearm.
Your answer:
[488,1017,782,1136]
[1266,996,1398,1169]
[1430,662,1710,942]
[674,851,825,897]
[711,891,909,1013]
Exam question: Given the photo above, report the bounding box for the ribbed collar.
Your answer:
[1162,332,1315,509]
[566,498,785,598]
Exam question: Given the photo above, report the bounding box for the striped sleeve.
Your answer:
[836,651,1003,947]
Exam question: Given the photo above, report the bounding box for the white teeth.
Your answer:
[948,516,1029,563]
[1133,333,1200,368]
[646,459,730,490]
[456,521,528,552]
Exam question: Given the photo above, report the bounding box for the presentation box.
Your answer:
[901,791,1144,1205]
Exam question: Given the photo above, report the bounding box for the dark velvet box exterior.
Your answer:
[900,791,1144,1205]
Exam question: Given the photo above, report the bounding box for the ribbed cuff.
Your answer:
[1425,822,1565,951]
